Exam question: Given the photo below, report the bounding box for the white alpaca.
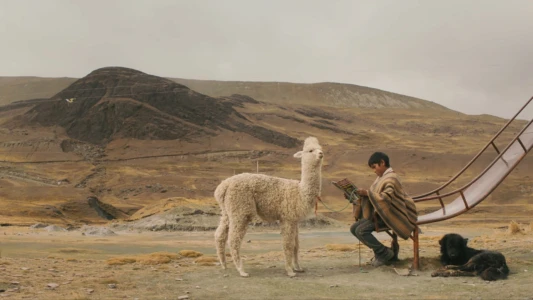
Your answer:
[214,137,323,277]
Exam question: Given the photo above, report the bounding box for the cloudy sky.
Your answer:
[1,0,532,118]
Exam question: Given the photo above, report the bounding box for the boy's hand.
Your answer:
[357,189,368,196]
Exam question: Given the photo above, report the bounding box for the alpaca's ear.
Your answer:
[438,237,443,245]
[463,238,469,246]
[293,151,303,158]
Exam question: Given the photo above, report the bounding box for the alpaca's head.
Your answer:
[293,137,323,167]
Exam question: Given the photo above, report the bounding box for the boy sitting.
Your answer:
[350,152,418,266]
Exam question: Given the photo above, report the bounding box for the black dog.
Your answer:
[438,233,482,266]
[432,233,509,281]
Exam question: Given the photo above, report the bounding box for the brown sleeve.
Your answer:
[353,198,362,220]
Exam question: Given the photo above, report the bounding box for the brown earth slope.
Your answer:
[0,67,531,227]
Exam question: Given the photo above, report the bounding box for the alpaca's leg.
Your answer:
[292,225,304,272]
[281,221,297,277]
[229,216,251,277]
[215,213,230,269]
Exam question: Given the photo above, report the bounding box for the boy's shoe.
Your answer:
[371,248,395,267]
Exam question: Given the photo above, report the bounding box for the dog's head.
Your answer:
[439,233,468,259]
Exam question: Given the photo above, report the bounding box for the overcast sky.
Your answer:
[1,0,532,118]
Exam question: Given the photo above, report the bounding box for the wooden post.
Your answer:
[412,227,420,270]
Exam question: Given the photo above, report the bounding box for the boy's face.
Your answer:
[370,160,388,177]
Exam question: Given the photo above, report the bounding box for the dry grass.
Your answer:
[107,257,137,265]
[508,220,524,235]
[194,256,218,266]
[57,248,98,254]
[194,256,218,263]
[178,250,203,258]
[325,244,357,252]
[106,251,180,266]
[137,252,179,265]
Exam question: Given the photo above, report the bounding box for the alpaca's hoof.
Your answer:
[287,272,296,277]
[221,265,227,270]
[294,268,305,273]
[239,271,250,277]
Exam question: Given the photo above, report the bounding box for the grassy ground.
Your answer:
[1,221,532,300]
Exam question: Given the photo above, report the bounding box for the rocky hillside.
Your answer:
[1,71,450,112]
[1,66,530,227]
[9,67,298,147]
[171,78,451,110]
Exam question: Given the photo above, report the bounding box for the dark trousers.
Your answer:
[350,218,388,257]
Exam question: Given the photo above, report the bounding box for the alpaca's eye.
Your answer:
[309,150,313,152]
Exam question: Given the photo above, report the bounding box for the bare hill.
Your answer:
[1,73,450,112]
[0,67,530,227]
[8,67,298,147]
[171,78,451,110]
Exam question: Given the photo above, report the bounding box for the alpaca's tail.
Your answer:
[214,179,230,205]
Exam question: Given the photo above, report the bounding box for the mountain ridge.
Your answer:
[0,68,453,113]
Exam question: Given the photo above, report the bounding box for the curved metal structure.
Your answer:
[414,96,533,225]
[406,96,533,270]
[413,96,533,199]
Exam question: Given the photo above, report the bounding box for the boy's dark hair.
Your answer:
[368,152,390,168]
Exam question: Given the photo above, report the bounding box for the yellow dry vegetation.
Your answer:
[194,256,218,266]
[508,220,524,235]
[325,244,357,252]
[178,250,203,258]
[106,251,180,266]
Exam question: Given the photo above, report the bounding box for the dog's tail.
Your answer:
[480,264,509,281]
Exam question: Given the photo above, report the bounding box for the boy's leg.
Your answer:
[350,218,394,265]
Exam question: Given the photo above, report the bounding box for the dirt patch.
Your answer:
[58,196,129,222]
[0,223,532,299]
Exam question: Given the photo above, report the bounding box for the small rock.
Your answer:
[223,274,229,277]
[246,239,251,243]
[10,282,20,285]
[21,267,29,271]
[175,278,183,281]
[108,283,116,289]
[195,286,200,289]
[47,283,59,290]
[223,286,228,289]
[178,296,189,300]
[86,289,94,294]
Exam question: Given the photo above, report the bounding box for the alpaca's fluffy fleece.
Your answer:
[214,136,323,277]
